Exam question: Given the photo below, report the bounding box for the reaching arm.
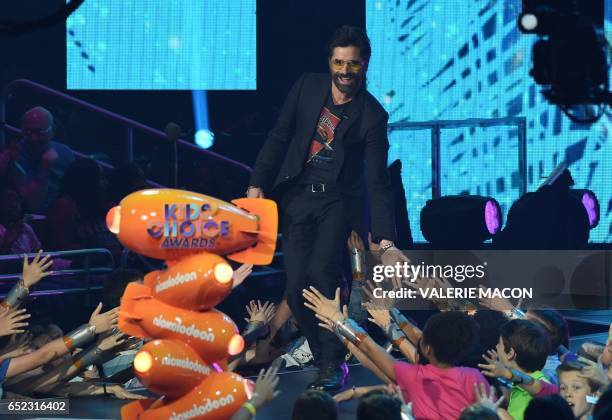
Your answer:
[367,307,418,363]
[1,250,53,310]
[390,309,422,345]
[334,384,390,403]
[395,337,418,364]
[40,382,144,399]
[471,382,512,420]
[357,334,398,382]
[478,349,559,396]
[17,332,126,393]
[6,338,74,379]
[5,304,117,379]
[230,367,279,420]
[303,287,398,382]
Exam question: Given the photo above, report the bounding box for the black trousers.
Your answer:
[281,185,350,365]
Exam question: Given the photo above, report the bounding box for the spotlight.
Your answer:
[195,129,214,149]
[518,12,539,33]
[420,195,502,248]
[569,189,599,229]
[519,0,610,121]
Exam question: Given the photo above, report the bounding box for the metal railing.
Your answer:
[0,79,252,184]
[389,116,528,198]
[0,249,114,300]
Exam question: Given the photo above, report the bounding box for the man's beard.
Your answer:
[332,71,362,95]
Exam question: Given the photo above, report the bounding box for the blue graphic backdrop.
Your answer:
[67,0,256,90]
[367,0,611,243]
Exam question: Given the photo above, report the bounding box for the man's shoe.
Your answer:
[307,362,349,394]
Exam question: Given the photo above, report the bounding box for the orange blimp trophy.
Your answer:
[106,189,278,419]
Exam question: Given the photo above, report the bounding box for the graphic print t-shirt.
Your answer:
[299,95,349,185]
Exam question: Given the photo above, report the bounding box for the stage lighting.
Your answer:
[519,0,610,122]
[570,189,600,229]
[493,167,590,249]
[518,1,571,35]
[195,129,214,149]
[518,13,539,33]
[420,195,502,248]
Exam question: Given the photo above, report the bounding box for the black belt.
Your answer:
[305,183,333,193]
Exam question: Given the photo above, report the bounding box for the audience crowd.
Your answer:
[0,106,611,420]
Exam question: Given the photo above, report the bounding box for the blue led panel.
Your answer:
[67,1,256,90]
[368,0,611,242]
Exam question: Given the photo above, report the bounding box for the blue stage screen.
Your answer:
[67,1,256,90]
[367,0,611,243]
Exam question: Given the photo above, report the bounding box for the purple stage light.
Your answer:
[484,200,502,235]
[581,191,599,228]
[420,195,503,247]
[569,189,599,230]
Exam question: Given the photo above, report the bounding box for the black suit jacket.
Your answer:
[250,72,396,243]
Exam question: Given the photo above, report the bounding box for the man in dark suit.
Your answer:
[247,26,397,392]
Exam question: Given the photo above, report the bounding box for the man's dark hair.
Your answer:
[357,390,402,420]
[327,25,371,62]
[524,395,574,420]
[292,389,337,420]
[528,308,569,350]
[422,311,478,365]
[103,268,143,308]
[500,319,550,372]
[459,404,499,420]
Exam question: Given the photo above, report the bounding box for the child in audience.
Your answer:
[357,388,403,420]
[303,286,490,419]
[479,319,551,420]
[0,187,40,254]
[291,389,338,420]
[524,394,574,419]
[526,308,569,384]
[557,362,603,420]
[392,311,491,418]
